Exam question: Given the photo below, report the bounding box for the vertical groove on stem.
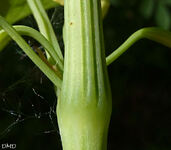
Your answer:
[57,0,112,149]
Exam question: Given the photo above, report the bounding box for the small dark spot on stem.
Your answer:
[70,22,73,25]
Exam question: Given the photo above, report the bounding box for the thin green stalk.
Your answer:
[0,16,62,88]
[57,0,112,150]
[27,0,63,63]
[0,25,63,74]
[106,27,171,65]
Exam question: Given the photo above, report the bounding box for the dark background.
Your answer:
[0,0,171,149]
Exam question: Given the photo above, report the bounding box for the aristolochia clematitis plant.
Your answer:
[0,0,171,150]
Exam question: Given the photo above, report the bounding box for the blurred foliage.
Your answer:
[111,0,171,30]
[0,0,171,150]
[0,0,57,24]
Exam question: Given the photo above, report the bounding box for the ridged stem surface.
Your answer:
[57,0,112,150]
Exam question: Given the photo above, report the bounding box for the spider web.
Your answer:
[0,6,64,145]
[0,68,59,139]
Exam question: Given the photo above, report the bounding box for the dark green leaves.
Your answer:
[0,0,58,24]
[139,0,171,30]
[140,0,154,19]
[155,1,171,30]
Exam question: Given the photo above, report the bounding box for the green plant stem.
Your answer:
[106,27,171,65]
[27,0,63,63]
[57,0,112,150]
[0,16,62,88]
[53,0,110,18]
[0,25,63,74]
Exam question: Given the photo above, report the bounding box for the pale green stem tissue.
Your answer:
[57,0,112,150]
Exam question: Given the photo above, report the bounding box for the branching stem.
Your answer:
[27,0,63,63]
[106,27,171,65]
[0,16,62,88]
[0,25,63,73]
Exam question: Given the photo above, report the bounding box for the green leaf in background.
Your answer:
[164,0,171,6]
[110,0,121,6]
[155,2,171,30]
[0,0,58,25]
[140,0,154,19]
